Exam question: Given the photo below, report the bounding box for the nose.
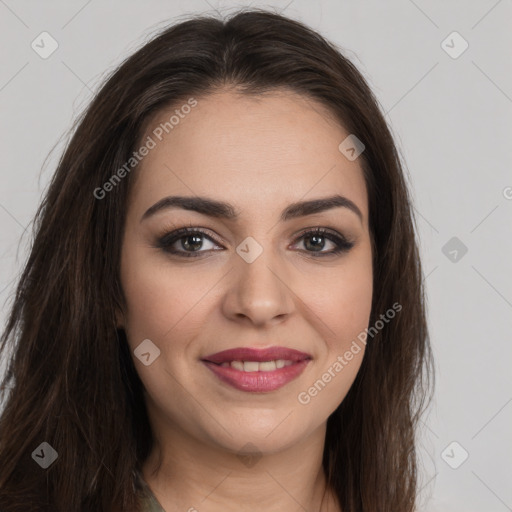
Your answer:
[221,248,295,327]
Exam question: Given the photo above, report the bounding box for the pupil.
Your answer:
[183,234,203,251]
[305,234,324,251]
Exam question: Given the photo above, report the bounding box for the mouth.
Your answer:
[201,346,312,393]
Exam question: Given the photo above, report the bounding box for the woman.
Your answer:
[0,8,433,512]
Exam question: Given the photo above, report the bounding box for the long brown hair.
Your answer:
[0,8,434,511]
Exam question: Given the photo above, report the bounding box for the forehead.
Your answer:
[130,89,368,223]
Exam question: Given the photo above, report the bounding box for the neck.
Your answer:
[141,415,340,512]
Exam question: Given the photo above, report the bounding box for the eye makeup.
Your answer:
[153,224,355,259]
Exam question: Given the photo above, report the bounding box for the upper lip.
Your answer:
[202,346,312,364]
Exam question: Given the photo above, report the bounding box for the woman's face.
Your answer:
[119,89,373,454]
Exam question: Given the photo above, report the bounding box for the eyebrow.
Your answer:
[140,194,363,223]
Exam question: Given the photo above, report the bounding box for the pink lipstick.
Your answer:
[201,346,311,392]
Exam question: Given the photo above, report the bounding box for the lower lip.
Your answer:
[202,360,310,392]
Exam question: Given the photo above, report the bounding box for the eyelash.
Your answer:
[155,226,355,259]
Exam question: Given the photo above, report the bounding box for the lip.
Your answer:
[202,346,311,364]
[201,346,312,393]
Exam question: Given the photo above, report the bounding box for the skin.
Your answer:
[118,88,373,512]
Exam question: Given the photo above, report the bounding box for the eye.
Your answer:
[156,227,222,258]
[155,226,354,258]
[291,227,354,257]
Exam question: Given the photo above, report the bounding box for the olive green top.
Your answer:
[135,469,167,512]
[140,491,166,512]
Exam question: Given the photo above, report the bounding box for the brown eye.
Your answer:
[156,226,354,259]
[292,228,354,256]
[156,228,223,257]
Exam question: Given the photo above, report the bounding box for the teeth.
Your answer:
[221,360,294,372]
[243,361,259,372]
[231,360,245,371]
[259,360,276,371]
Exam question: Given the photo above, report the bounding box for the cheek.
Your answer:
[299,251,373,351]
[331,274,373,347]
[120,247,195,344]
[297,259,372,410]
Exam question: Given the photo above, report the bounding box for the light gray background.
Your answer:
[1,1,511,511]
